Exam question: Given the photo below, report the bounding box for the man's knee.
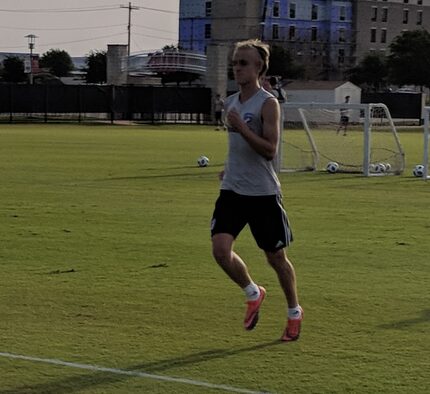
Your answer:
[212,234,234,264]
[265,249,290,270]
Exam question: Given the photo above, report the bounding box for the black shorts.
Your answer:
[215,111,222,121]
[340,115,349,124]
[211,190,293,252]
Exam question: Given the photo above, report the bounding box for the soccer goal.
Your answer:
[278,103,405,176]
[422,106,430,181]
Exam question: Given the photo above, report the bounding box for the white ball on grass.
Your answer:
[197,155,209,167]
[326,161,339,173]
[374,163,386,173]
[413,164,424,177]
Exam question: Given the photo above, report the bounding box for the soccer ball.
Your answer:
[385,163,392,172]
[197,155,209,167]
[326,161,339,173]
[374,163,386,173]
[369,163,376,172]
[413,164,424,177]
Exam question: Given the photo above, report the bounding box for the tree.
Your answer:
[387,30,430,89]
[347,53,388,92]
[1,56,27,83]
[267,45,305,79]
[40,49,74,77]
[85,50,107,83]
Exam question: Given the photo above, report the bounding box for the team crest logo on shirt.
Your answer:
[243,113,254,124]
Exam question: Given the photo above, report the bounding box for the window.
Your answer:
[339,28,345,43]
[417,10,423,25]
[338,49,345,65]
[272,24,279,39]
[205,1,211,17]
[311,27,318,41]
[289,26,296,41]
[204,24,211,39]
[371,7,378,22]
[381,29,387,43]
[370,28,376,43]
[403,9,409,24]
[273,1,280,18]
[289,3,296,19]
[418,0,423,5]
[382,7,388,22]
[339,6,346,21]
[403,0,409,3]
[311,4,318,20]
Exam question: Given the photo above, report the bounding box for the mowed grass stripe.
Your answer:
[0,124,429,393]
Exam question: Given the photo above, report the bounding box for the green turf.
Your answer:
[0,124,429,393]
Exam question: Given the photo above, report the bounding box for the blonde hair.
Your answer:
[233,39,270,77]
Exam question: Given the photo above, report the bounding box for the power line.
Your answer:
[39,32,126,48]
[134,24,177,34]
[0,24,125,32]
[0,6,119,13]
[137,6,178,15]
[134,32,177,41]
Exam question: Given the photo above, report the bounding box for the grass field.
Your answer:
[0,124,429,393]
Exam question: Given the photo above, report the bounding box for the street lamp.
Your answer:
[25,34,37,84]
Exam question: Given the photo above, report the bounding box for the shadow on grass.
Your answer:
[377,308,430,330]
[0,340,282,394]
[90,165,223,183]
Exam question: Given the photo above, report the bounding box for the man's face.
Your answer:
[232,47,261,86]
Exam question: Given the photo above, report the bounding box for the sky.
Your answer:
[0,0,180,57]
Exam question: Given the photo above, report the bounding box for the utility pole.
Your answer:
[120,2,139,57]
[25,34,37,85]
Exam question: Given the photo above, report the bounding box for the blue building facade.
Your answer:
[179,0,212,53]
[261,0,354,77]
[179,0,354,78]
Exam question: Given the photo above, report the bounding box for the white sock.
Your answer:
[243,282,260,301]
[288,306,302,320]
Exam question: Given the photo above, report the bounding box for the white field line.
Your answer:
[0,352,272,394]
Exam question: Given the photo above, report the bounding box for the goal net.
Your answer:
[278,103,405,176]
[423,106,430,180]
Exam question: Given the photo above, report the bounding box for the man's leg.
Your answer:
[212,233,251,287]
[212,233,266,330]
[265,248,303,341]
[265,249,298,308]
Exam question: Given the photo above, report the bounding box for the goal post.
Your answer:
[423,106,430,181]
[278,102,405,176]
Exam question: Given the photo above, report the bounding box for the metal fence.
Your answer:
[361,92,424,123]
[0,84,212,123]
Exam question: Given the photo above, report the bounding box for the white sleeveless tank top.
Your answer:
[221,88,281,196]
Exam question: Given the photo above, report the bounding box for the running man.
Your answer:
[337,95,350,136]
[210,39,303,342]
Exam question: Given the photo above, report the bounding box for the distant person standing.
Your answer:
[268,76,286,103]
[210,39,303,342]
[214,94,225,130]
[337,95,350,136]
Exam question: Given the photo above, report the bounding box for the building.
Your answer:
[285,80,361,104]
[180,0,430,82]
[179,0,213,53]
[353,0,430,61]
[179,0,354,79]
[260,0,354,79]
